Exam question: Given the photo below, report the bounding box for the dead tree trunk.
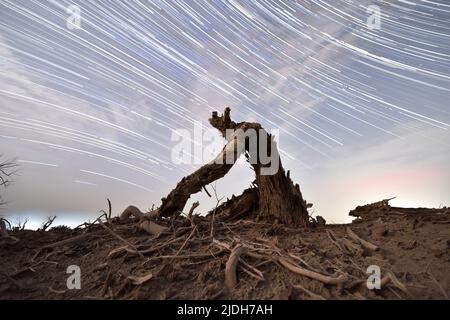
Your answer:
[158,108,309,228]
[252,158,309,227]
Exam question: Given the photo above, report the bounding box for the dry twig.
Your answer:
[172,226,197,259]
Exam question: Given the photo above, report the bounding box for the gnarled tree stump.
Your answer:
[158,108,309,228]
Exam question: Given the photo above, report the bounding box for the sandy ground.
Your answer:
[1,203,449,300]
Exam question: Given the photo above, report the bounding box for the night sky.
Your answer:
[0,0,449,228]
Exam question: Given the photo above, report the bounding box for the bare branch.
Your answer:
[0,155,18,208]
[39,216,57,231]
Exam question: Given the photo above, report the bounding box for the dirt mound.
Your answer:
[1,202,449,300]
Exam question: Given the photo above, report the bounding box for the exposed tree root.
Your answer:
[346,227,380,252]
[325,229,350,254]
[119,206,168,236]
[3,206,443,300]
[277,257,347,285]
[293,284,326,300]
[120,205,144,221]
[225,244,247,289]
[127,273,153,285]
[381,271,412,297]
[239,258,265,282]
[172,226,197,258]
[41,233,92,249]
[139,220,168,237]
[99,223,144,259]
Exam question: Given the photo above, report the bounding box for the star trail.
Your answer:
[0,0,449,227]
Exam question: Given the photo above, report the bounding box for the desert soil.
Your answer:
[1,203,449,300]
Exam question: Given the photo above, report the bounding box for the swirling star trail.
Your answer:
[0,0,449,227]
